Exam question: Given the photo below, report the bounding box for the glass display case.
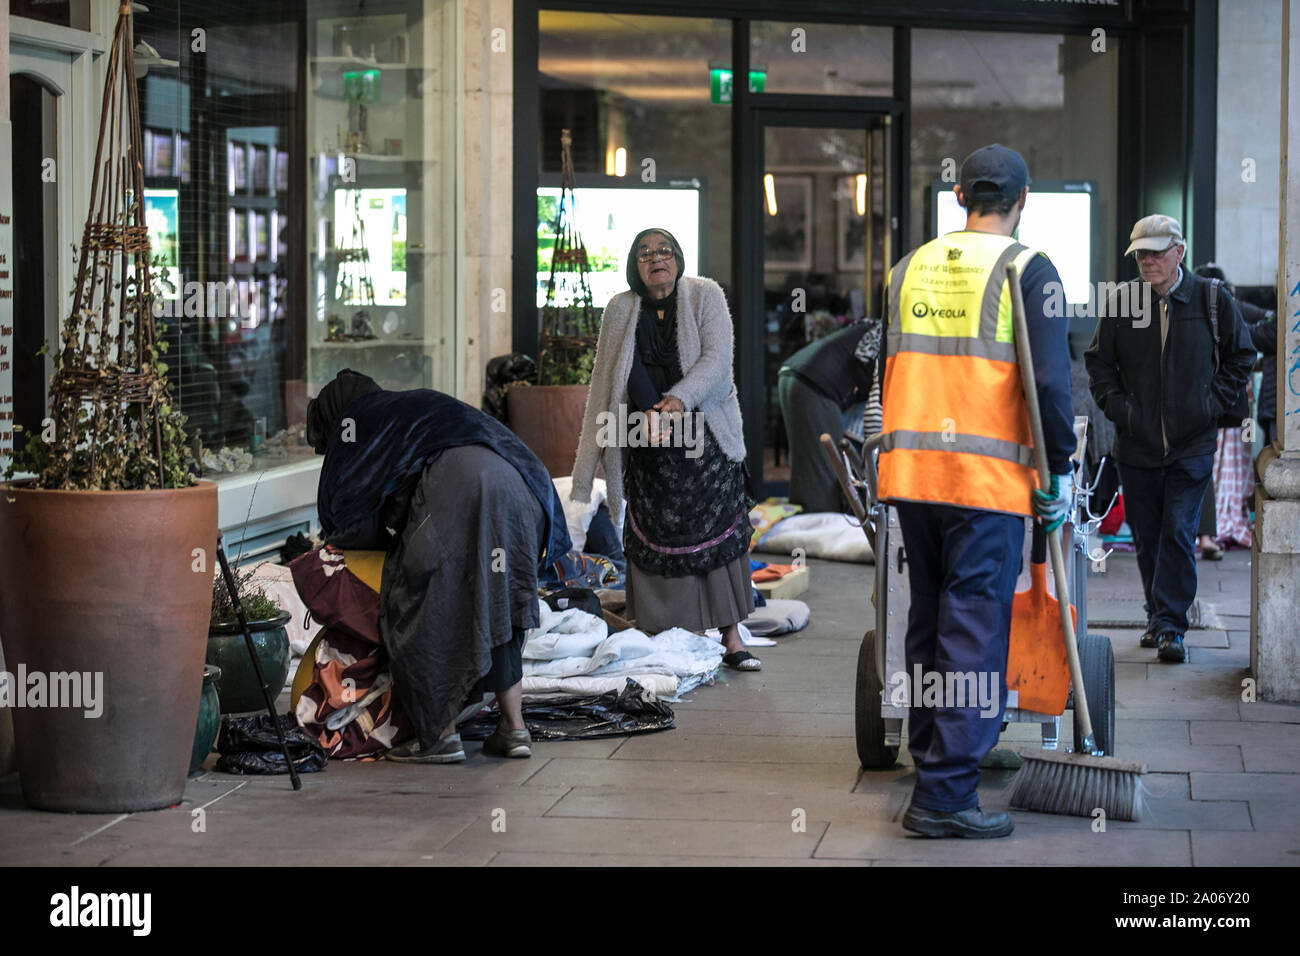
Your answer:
[306,4,456,395]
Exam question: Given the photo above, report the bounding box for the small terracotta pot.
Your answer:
[0,481,218,812]
[506,384,590,478]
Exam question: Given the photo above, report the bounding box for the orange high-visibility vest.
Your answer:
[877,231,1043,517]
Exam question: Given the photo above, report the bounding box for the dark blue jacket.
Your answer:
[317,388,571,565]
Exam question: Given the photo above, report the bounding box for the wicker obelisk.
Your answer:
[538,129,598,384]
[45,3,170,490]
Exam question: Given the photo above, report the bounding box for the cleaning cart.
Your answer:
[820,419,1118,770]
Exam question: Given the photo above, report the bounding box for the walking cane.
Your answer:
[215,534,303,791]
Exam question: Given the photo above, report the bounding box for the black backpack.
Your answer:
[1204,277,1251,428]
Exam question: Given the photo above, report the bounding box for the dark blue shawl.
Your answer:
[315,387,571,565]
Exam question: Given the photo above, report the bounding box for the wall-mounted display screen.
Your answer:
[932,180,1095,306]
[143,188,180,299]
[333,187,407,306]
[537,181,703,309]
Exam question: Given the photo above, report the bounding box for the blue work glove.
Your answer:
[1032,472,1075,533]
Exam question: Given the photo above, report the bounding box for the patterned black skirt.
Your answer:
[623,419,753,578]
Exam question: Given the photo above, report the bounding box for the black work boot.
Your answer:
[902,803,1015,839]
[1156,631,1189,663]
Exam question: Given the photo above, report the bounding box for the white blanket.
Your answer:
[754,512,874,563]
[551,475,626,551]
[521,674,679,697]
[522,599,722,699]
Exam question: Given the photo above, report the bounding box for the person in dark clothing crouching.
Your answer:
[306,369,571,761]
[778,319,882,513]
[1085,216,1255,664]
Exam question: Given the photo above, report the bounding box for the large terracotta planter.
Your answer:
[0,481,218,812]
[506,384,590,478]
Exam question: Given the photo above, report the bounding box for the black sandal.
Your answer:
[723,650,762,672]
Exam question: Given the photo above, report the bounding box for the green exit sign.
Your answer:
[710,68,766,105]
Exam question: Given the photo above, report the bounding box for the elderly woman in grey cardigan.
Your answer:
[571,227,759,670]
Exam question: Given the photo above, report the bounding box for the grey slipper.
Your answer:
[386,733,466,764]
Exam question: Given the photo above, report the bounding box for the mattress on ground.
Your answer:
[754,512,874,563]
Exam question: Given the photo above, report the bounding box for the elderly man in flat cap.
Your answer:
[1085,215,1255,663]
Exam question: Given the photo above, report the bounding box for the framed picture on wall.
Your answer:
[837,176,868,273]
[176,136,191,183]
[252,145,270,194]
[142,129,156,175]
[229,141,248,193]
[764,175,812,272]
[152,133,174,180]
[274,149,289,193]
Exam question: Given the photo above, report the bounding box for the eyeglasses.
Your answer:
[636,245,675,263]
[1134,243,1180,262]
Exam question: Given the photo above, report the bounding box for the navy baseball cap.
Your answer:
[959,144,1030,201]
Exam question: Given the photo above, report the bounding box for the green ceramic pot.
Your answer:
[190,665,222,773]
[206,610,292,713]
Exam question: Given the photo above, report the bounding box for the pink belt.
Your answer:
[626,506,747,556]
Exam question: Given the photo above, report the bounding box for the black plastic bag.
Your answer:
[541,587,603,619]
[215,712,328,775]
[483,353,538,423]
[459,678,675,741]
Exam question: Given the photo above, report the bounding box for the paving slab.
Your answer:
[1190,771,1300,802]
[1245,800,1300,832]
[487,852,864,866]
[1238,700,1300,722]
[814,819,1193,865]
[524,756,862,793]
[1191,830,1300,866]
[440,816,827,859]
[545,786,906,822]
[611,732,858,764]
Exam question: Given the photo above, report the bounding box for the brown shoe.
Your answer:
[482,725,532,758]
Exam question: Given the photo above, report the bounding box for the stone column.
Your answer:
[1251,0,1300,702]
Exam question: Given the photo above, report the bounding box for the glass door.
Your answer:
[754,114,893,493]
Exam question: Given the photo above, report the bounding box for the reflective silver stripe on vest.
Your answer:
[979,242,1028,340]
[879,429,1035,468]
[885,331,1019,363]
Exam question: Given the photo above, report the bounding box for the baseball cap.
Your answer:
[1125,214,1184,255]
[959,144,1030,202]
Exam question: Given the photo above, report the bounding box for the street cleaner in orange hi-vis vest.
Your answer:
[879,144,1076,839]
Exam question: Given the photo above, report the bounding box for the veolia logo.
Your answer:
[910,302,967,320]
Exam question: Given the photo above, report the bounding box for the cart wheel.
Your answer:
[1073,633,1115,756]
[856,629,899,769]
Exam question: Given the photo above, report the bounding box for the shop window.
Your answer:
[128,0,455,475]
[750,21,892,97]
[909,29,1120,295]
[538,12,733,302]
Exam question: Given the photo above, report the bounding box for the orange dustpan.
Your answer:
[1006,520,1073,715]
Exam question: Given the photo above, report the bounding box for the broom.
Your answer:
[1003,262,1145,821]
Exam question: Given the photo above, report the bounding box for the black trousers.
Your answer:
[1118,454,1214,634]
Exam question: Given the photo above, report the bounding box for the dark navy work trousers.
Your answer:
[894,502,1024,812]
[1117,454,1213,634]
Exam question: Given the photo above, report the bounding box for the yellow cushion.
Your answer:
[341,550,385,593]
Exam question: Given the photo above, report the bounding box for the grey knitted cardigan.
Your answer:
[570,275,746,519]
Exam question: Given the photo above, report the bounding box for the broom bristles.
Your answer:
[1007,752,1146,822]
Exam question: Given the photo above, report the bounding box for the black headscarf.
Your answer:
[626,227,685,301]
[306,368,382,454]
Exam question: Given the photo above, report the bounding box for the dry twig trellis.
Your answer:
[538,129,598,385]
[27,3,194,490]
